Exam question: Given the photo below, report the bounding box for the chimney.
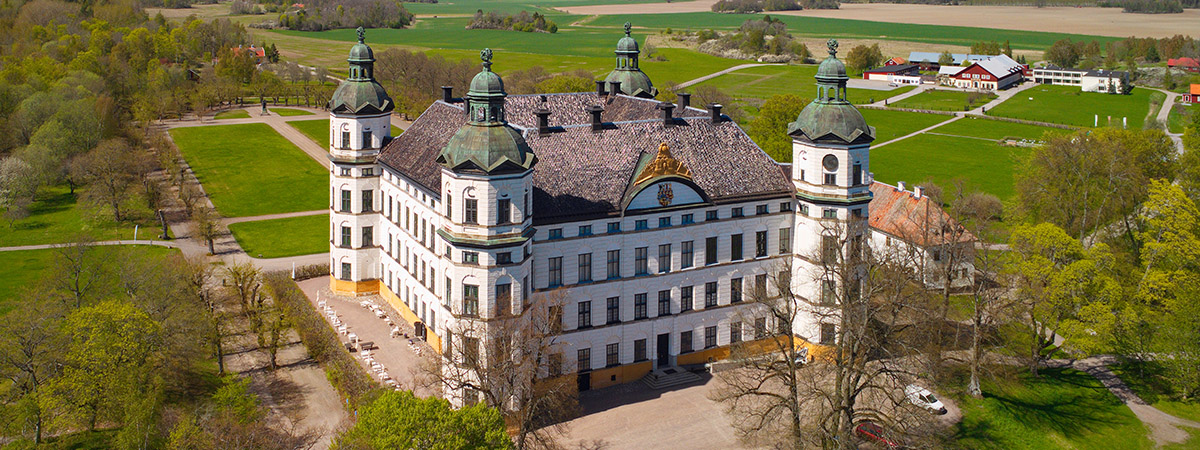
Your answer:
[587,105,604,132]
[535,107,551,134]
[595,80,607,97]
[658,102,676,127]
[914,186,924,198]
[709,103,724,123]
[897,181,906,192]
[441,86,454,103]
[678,92,691,110]
[608,81,622,97]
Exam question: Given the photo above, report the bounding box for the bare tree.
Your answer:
[420,290,578,450]
[256,305,289,370]
[192,206,223,255]
[50,238,106,308]
[73,139,138,221]
[225,263,262,314]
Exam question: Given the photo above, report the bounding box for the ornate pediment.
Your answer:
[634,143,692,186]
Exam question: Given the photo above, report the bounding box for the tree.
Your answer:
[1002,40,1013,57]
[74,139,138,221]
[0,157,37,227]
[50,240,108,308]
[0,294,67,444]
[844,43,883,73]
[334,390,512,450]
[970,41,1001,55]
[533,75,593,94]
[193,206,224,255]
[746,94,807,162]
[1044,38,1081,68]
[937,51,954,67]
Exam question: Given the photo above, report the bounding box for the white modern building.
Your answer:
[1033,65,1129,93]
[326,28,970,394]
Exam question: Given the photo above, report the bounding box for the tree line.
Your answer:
[276,0,414,32]
[467,10,558,34]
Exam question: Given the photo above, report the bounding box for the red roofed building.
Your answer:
[1183,84,1200,104]
[230,44,266,64]
[1168,57,1199,73]
[869,181,976,289]
[884,57,907,66]
[947,54,1025,91]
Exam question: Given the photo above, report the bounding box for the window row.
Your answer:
[544,202,793,240]
[574,319,773,371]
[446,194,530,226]
[569,275,770,329]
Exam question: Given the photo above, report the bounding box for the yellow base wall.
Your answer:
[587,360,653,390]
[330,278,380,296]
[377,282,443,355]
[677,335,836,366]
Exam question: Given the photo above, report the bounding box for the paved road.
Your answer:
[223,209,328,225]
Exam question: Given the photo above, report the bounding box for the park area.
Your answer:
[858,108,950,142]
[0,245,179,315]
[892,89,996,112]
[0,185,160,247]
[987,85,1163,129]
[289,118,330,148]
[168,123,327,218]
[871,132,1030,199]
[689,64,916,104]
[229,214,329,259]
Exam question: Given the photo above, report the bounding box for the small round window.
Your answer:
[822,154,839,171]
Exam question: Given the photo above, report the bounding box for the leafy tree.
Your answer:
[844,43,883,73]
[746,94,807,162]
[334,390,512,450]
[73,139,138,221]
[1002,40,1013,57]
[1044,38,1081,67]
[0,156,37,227]
[937,51,954,66]
[970,41,1002,55]
[192,206,224,255]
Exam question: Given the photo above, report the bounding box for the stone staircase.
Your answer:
[640,367,702,390]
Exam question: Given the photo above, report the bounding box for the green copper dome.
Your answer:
[603,22,657,99]
[788,39,875,145]
[329,27,393,115]
[438,49,537,175]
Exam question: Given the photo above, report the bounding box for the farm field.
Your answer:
[987,85,1163,129]
[858,108,950,142]
[229,214,329,259]
[289,118,330,148]
[169,123,327,217]
[271,107,315,117]
[953,367,1155,450]
[402,0,668,15]
[870,133,1028,199]
[214,109,250,120]
[933,116,1069,141]
[0,245,179,315]
[891,89,996,112]
[0,185,156,247]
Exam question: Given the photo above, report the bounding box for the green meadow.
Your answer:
[169,123,327,217]
[0,185,157,247]
[0,245,179,315]
[214,109,250,119]
[858,108,950,142]
[871,133,1028,199]
[229,214,329,259]
[987,85,1164,129]
[688,64,916,104]
[891,89,996,112]
[270,107,315,116]
[934,116,1070,141]
[289,118,330,148]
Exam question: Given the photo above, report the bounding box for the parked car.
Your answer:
[855,421,903,448]
[905,384,947,415]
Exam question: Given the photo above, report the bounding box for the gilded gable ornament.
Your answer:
[635,142,692,185]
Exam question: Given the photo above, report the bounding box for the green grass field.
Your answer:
[289,118,330,148]
[686,64,916,104]
[229,214,328,259]
[953,367,1153,450]
[871,133,1027,199]
[892,89,996,112]
[0,245,178,315]
[0,185,157,247]
[1168,104,1193,134]
[271,107,315,116]
[214,109,250,119]
[858,108,950,142]
[988,85,1163,129]
[933,116,1070,141]
[169,123,327,217]
[400,0,666,15]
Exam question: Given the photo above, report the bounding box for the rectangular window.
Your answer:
[340,167,351,176]
[852,164,862,185]
[341,131,350,149]
[607,222,621,233]
[577,348,591,371]
[755,317,767,339]
[340,189,351,212]
[799,204,809,215]
[824,172,837,185]
[497,252,512,265]
[497,199,511,225]
[579,225,592,236]
[462,251,479,265]
[607,250,620,279]
[679,286,695,312]
[464,199,478,224]
[822,235,838,264]
[634,293,647,320]
[606,297,620,324]
[820,323,836,345]
[548,257,563,287]
[548,228,563,239]
[340,226,351,247]
[658,290,671,316]
[780,201,792,212]
[755,274,768,298]
[704,326,717,348]
[635,219,648,230]
[681,331,694,353]
[445,276,452,302]
[578,253,592,283]
[731,277,743,303]
[496,283,511,317]
[606,343,619,367]
[446,195,452,219]
[463,284,479,317]
[730,322,742,344]
[705,237,718,265]
[361,226,373,247]
[823,209,837,219]
[779,228,792,254]
[731,234,743,261]
[361,190,373,212]
[756,231,767,257]
[682,213,694,224]
[756,204,768,215]
[681,241,694,269]
[732,207,744,217]
[705,282,718,308]
[578,301,592,328]
[362,130,371,148]
[822,279,836,305]
[635,247,648,275]
[340,262,351,280]
[658,244,671,273]
[634,339,647,362]
[706,210,718,221]
[658,217,671,228]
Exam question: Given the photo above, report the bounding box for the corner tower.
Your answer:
[603,22,658,98]
[329,27,394,295]
[787,39,875,340]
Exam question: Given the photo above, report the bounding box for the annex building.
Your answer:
[325,26,970,395]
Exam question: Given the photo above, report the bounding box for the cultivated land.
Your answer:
[988,85,1163,129]
[934,116,1069,141]
[870,133,1028,199]
[229,214,329,259]
[892,89,997,112]
[859,108,950,142]
[169,123,327,217]
[289,118,330,148]
[0,246,179,315]
[270,107,315,117]
[0,185,152,247]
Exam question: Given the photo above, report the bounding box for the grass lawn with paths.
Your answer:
[289,118,330,148]
[870,133,1028,199]
[0,185,157,247]
[271,107,315,117]
[933,116,1071,141]
[169,123,327,217]
[688,64,916,104]
[987,85,1163,129]
[891,89,996,112]
[229,214,329,259]
[214,109,250,119]
[858,108,950,142]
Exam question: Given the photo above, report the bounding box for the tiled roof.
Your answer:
[1168,57,1199,67]
[1191,84,1200,95]
[868,182,974,247]
[378,92,792,224]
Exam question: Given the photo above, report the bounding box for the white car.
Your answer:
[905,385,947,415]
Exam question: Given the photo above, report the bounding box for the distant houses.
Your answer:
[1183,84,1200,104]
[907,52,992,71]
[1032,65,1129,93]
[1168,57,1199,73]
[861,64,921,85]
[941,55,1026,91]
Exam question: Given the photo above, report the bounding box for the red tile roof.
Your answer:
[1168,57,1199,68]
[868,182,974,247]
[1191,84,1200,95]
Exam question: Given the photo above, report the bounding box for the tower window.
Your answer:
[361,131,371,149]
[497,199,512,225]
[464,199,478,224]
[341,131,350,149]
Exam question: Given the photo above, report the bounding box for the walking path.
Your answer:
[1145,87,1184,153]
[965,81,1038,115]
[873,115,962,149]
[223,209,329,225]
[869,84,930,107]
[671,63,782,90]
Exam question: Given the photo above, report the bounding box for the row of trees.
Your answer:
[711,0,804,13]
[1046,35,1198,70]
[276,0,414,31]
[468,10,558,33]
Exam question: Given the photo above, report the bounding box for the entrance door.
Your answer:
[577,373,591,392]
[656,333,670,367]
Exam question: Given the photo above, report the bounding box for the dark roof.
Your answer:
[378,92,792,224]
[864,64,918,74]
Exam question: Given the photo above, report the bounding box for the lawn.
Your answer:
[687,64,916,104]
[271,107,315,116]
[1168,104,1193,134]
[169,123,327,217]
[228,214,329,259]
[214,109,250,119]
[933,116,1071,141]
[289,118,330,148]
[871,133,1028,199]
[858,108,950,143]
[0,245,178,315]
[0,185,157,247]
[953,367,1153,450]
[891,89,996,112]
[987,85,1164,129]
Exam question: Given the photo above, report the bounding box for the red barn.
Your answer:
[947,55,1024,91]
[1183,84,1200,104]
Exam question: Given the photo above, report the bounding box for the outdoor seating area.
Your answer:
[315,296,426,390]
